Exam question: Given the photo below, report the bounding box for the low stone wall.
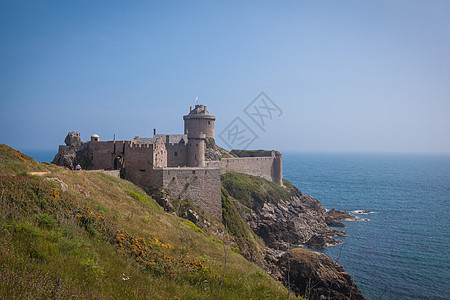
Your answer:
[152,167,222,219]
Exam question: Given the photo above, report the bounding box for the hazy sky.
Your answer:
[1,1,449,154]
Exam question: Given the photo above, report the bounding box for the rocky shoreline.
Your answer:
[229,182,362,251]
[220,173,367,299]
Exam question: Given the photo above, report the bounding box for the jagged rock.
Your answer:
[278,249,365,300]
[147,188,175,213]
[325,215,345,227]
[64,131,82,147]
[305,235,327,249]
[183,209,199,224]
[52,147,77,167]
[326,208,359,221]
[205,137,235,160]
[52,133,93,169]
[235,190,343,251]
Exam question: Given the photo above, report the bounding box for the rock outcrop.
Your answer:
[221,173,350,250]
[239,193,345,250]
[278,249,365,299]
[205,137,236,160]
[326,208,359,222]
[52,132,92,168]
[221,172,366,298]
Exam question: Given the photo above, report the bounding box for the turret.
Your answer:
[187,133,206,167]
[272,151,283,186]
[183,104,216,139]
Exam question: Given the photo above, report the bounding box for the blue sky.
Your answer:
[1,1,449,154]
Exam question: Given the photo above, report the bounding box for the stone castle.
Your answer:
[53,104,283,219]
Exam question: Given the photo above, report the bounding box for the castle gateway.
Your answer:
[53,104,283,219]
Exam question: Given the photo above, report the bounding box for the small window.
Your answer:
[208,121,210,125]
[192,170,196,174]
[174,151,178,157]
[196,143,198,147]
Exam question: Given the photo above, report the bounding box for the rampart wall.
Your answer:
[90,141,128,170]
[152,167,222,219]
[124,143,157,187]
[216,156,283,186]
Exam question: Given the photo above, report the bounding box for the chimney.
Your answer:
[153,128,156,136]
[166,135,170,144]
[190,106,192,112]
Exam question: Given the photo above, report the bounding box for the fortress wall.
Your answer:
[152,167,222,219]
[219,157,283,185]
[166,143,188,167]
[205,161,221,168]
[124,144,156,187]
[90,141,128,170]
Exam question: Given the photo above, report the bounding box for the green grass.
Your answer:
[220,172,296,210]
[183,220,205,234]
[0,144,303,300]
[0,144,56,175]
[126,189,162,212]
[221,187,265,264]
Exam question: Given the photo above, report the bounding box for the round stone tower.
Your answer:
[183,105,214,167]
[186,133,206,167]
[183,105,216,139]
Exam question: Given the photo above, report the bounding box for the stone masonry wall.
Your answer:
[152,167,222,219]
[219,157,281,185]
[124,143,157,188]
[90,141,127,170]
[166,143,188,167]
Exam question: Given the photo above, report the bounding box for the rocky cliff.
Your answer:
[220,172,365,299]
[221,173,348,250]
[278,249,365,299]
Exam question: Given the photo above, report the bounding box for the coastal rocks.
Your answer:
[278,249,365,300]
[326,208,359,221]
[234,188,345,250]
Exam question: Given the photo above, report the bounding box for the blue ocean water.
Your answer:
[21,149,56,163]
[283,153,450,300]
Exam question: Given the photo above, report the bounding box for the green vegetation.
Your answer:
[126,189,161,211]
[230,149,272,157]
[221,187,265,264]
[183,220,205,234]
[221,172,295,210]
[0,144,301,299]
[0,144,57,175]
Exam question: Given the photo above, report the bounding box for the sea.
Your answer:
[283,152,450,300]
[24,150,450,299]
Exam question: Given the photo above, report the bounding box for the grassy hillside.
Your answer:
[0,144,301,299]
[221,187,266,264]
[220,172,297,210]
